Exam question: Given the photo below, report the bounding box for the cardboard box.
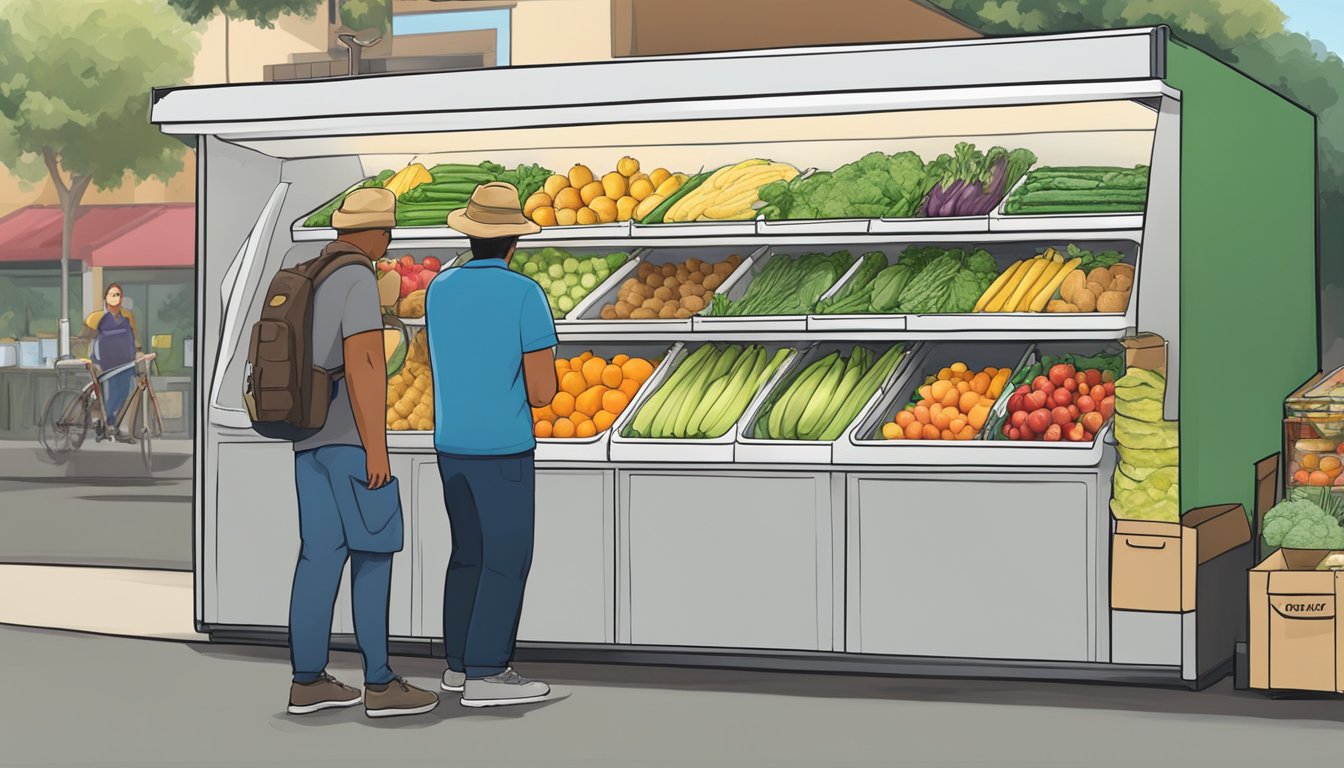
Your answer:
[1112,504,1252,613]
[1249,548,1344,692]
[1123,333,1167,377]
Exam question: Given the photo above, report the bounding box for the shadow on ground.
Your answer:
[193,642,1344,726]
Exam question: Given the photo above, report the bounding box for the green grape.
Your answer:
[548,264,564,280]
[569,285,587,301]
[523,261,540,275]
[577,259,595,274]
[557,295,575,313]
[564,273,580,288]
[580,273,597,290]
[562,257,580,273]
[548,281,566,298]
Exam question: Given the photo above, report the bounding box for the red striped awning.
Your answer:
[0,204,195,267]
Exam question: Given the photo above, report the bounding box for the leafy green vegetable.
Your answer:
[758,152,931,220]
[1066,243,1125,273]
[709,251,855,316]
[1264,497,1344,549]
[816,252,886,314]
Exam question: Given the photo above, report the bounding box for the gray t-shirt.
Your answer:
[293,262,383,452]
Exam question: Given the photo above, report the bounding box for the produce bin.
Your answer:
[563,246,762,333]
[989,174,1147,233]
[804,243,975,333]
[977,340,1124,453]
[610,341,799,463]
[903,240,1141,334]
[693,246,863,334]
[835,341,1043,466]
[533,341,679,463]
[736,340,914,465]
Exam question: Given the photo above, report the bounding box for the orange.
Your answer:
[552,418,575,438]
[968,404,989,430]
[621,358,654,383]
[593,410,617,433]
[576,385,607,417]
[903,421,922,440]
[958,391,980,415]
[921,424,941,440]
[581,357,608,387]
[569,356,586,371]
[552,392,576,418]
[555,359,570,374]
[570,409,591,424]
[580,351,594,362]
[612,354,630,367]
[533,405,557,422]
[602,388,629,414]
[619,379,641,400]
[575,420,597,438]
[534,421,553,438]
[561,372,587,397]
[882,422,902,440]
[895,410,916,429]
[601,364,624,389]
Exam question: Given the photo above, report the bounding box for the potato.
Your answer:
[1060,270,1085,303]
[658,304,678,319]
[662,264,677,277]
[654,286,674,302]
[1111,263,1135,280]
[682,295,707,313]
[1097,290,1130,313]
[662,277,680,292]
[642,297,665,312]
[679,282,699,298]
[686,271,704,285]
[637,263,656,279]
[700,262,714,276]
[645,273,664,289]
[1110,273,1133,293]
[703,273,724,291]
[1085,280,1107,298]
[622,277,643,292]
[1074,288,1097,312]
[614,300,634,317]
[1088,267,1113,289]
[714,261,736,277]
[600,306,617,320]
[674,308,694,319]
[686,258,703,272]
[630,307,657,320]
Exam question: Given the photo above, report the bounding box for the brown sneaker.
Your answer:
[364,677,440,718]
[288,673,362,715]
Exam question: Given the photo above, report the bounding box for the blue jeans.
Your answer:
[437,451,536,678]
[290,445,404,686]
[102,368,133,424]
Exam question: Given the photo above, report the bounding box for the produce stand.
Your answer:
[152,26,1318,689]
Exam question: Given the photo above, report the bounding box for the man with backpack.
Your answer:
[246,187,439,718]
[425,182,560,708]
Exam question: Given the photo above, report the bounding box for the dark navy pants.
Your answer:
[437,451,536,678]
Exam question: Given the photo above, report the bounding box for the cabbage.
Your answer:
[1117,445,1180,468]
[1115,414,1180,450]
[1115,396,1163,423]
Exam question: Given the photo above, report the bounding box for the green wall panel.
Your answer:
[1166,40,1319,516]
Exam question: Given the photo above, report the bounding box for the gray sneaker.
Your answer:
[461,667,552,708]
[441,668,466,692]
[288,673,362,715]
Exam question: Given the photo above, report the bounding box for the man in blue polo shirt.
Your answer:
[424,182,559,708]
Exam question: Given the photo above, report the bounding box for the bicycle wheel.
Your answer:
[40,389,90,462]
[138,388,154,473]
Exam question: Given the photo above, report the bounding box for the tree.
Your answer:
[0,0,198,357]
[928,0,1344,363]
[168,0,322,84]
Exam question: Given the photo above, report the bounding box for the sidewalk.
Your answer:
[0,564,201,641]
[0,437,193,480]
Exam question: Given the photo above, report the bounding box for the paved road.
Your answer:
[0,439,193,570]
[2,625,1344,767]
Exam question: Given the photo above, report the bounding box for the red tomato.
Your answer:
[1026,409,1053,435]
[1007,393,1025,412]
[1337,443,1344,455]
[1052,406,1072,426]
[1082,411,1104,434]
[1084,369,1102,388]
[1016,384,1031,397]
[1103,382,1115,397]
[399,255,416,270]
[422,256,442,272]
[1033,377,1056,396]
[1048,364,1073,387]
[1009,427,1022,440]
[418,270,435,290]
[1052,388,1073,407]
[1019,425,1035,441]
[1077,395,1096,413]
[1102,369,1116,383]
[1099,396,1115,420]
[1068,404,1081,421]
[1043,424,1062,442]
[1003,424,1013,437]
[1063,377,1079,393]
[1026,390,1049,411]
[401,274,418,297]
[1084,431,1095,442]
[1067,423,1087,442]
[1090,384,1106,401]
[1010,410,1028,428]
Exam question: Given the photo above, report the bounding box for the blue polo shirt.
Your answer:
[424,258,558,456]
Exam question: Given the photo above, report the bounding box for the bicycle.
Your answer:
[40,352,164,472]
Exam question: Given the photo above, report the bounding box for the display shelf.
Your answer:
[630,220,760,239]
[609,341,799,463]
[869,215,989,235]
[755,217,871,236]
[560,246,762,332]
[734,340,912,465]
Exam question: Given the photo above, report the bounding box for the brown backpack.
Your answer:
[243,242,374,441]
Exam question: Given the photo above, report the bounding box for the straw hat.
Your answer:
[332,187,396,231]
[447,182,542,238]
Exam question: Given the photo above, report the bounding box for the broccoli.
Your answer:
[1263,498,1344,549]
[760,151,929,220]
[966,249,998,276]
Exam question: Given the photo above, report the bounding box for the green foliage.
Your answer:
[0,0,198,190]
[1263,497,1344,549]
[167,0,319,27]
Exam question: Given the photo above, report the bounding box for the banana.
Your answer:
[1029,257,1083,312]
[1018,259,1064,310]
[986,256,1040,312]
[1003,258,1050,312]
[711,159,770,189]
[974,259,1024,313]
[634,193,665,220]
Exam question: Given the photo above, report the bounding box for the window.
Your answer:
[393,7,511,66]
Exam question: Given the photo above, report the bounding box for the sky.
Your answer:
[1275,0,1344,55]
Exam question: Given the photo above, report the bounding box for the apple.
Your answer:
[417,270,435,290]
[1051,388,1073,407]
[1077,395,1097,413]
[401,274,418,297]
[1052,406,1072,426]
[1043,424,1063,442]
[422,256,442,273]
[399,255,416,271]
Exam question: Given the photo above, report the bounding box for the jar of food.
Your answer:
[1292,438,1344,487]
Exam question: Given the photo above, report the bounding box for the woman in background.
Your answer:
[86,283,138,442]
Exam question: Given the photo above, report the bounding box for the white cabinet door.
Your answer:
[415,465,613,644]
[622,471,833,651]
[851,475,1092,662]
